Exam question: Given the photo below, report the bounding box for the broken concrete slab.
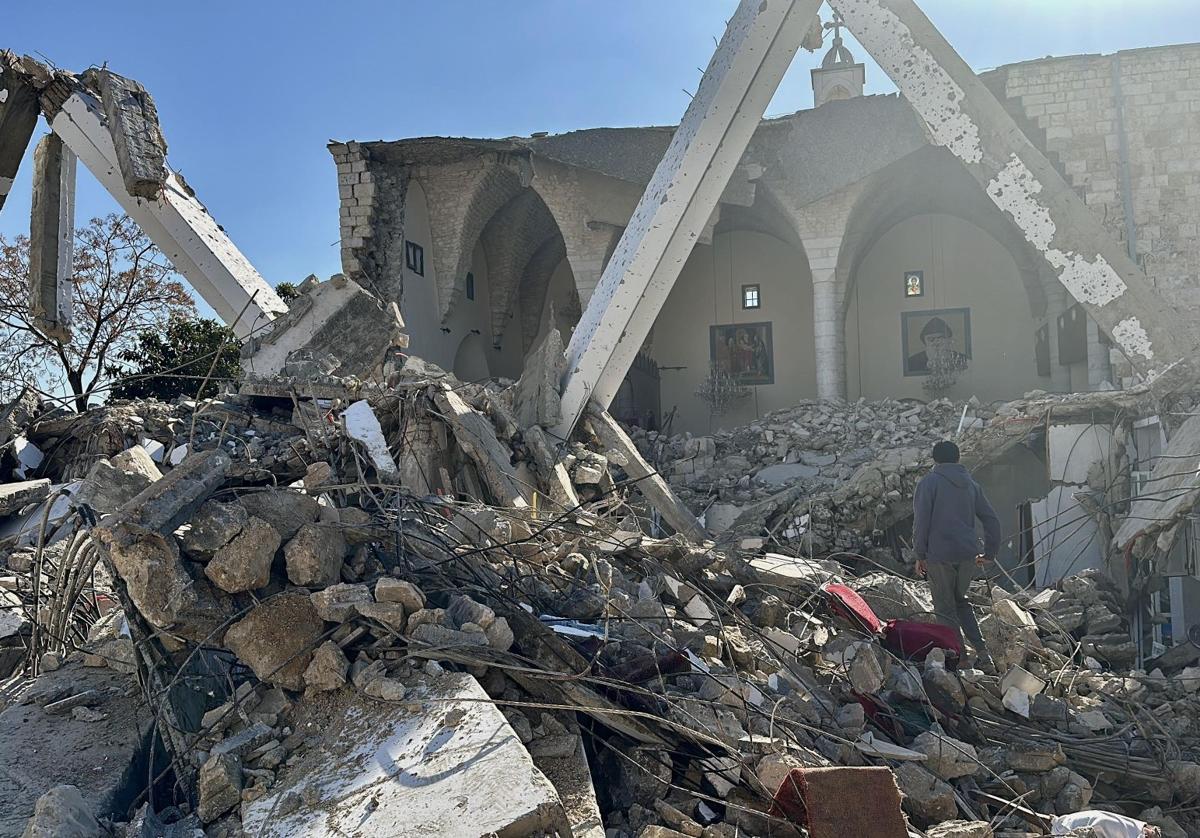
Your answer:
[0,480,50,516]
[586,406,705,541]
[0,663,150,838]
[342,400,399,479]
[241,673,569,838]
[434,385,529,508]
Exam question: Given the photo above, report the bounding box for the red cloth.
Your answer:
[822,582,962,665]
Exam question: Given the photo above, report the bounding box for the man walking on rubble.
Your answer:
[912,440,1001,669]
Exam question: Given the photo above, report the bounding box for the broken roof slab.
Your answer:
[240,673,569,838]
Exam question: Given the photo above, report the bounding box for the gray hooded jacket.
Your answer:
[912,463,1001,564]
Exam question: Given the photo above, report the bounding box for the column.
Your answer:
[810,241,846,401]
[1086,317,1114,390]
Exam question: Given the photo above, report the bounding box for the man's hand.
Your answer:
[975,553,992,568]
[916,559,927,577]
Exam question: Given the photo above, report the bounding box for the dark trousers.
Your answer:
[926,560,987,651]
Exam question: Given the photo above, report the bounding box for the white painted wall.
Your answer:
[402,180,523,379]
[651,229,815,435]
[845,213,1047,403]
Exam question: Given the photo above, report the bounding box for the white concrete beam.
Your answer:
[49,91,286,339]
[553,0,822,438]
[831,0,1198,388]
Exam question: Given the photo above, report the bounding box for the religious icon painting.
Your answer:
[710,322,774,385]
[904,270,924,297]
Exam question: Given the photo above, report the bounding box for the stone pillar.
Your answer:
[1086,317,1113,390]
[810,244,846,401]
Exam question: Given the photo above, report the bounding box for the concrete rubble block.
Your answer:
[374,577,425,612]
[912,729,980,780]
[196,753,242,824]
[894,762,957,822]
[224,592,324,691]
[284,522,347,587]
[754,463,820,486]
[203,516,280,593]
[241,672,569,838]
[513,327,566,429]
[19,785,103,838]
[354,601,409,633]
[0,479,50,517]
[95,69,168,199]
[94,521,230,641]
[179,499,249,560]
[240,489,321,541]
[925,821,993,838]
[749,553,843,587]
[992,598,1037,629]
[75,445,163,514]
[1006,742,1065,773]
[304,642,349,692]
[310,582,372,622]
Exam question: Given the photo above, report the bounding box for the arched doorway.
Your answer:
[452,333,490,382]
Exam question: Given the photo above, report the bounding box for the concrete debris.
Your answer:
[2,377,1200,838]
[0,479,49,516]
[19,785,103,838]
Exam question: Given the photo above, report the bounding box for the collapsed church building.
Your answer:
[5,1,1200,835]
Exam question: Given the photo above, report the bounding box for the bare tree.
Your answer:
[0,214,195,412]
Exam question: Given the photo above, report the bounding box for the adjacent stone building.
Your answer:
[330,39,1200,435]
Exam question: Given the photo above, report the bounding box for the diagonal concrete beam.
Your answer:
[0,67,40,212]
[553,0,822,439]
[48,90,286,338]
[830,0,1198,388]
[28,133,76,342]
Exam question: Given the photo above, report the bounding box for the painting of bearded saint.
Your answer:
[710,322,774,385]
[902,308,971,376]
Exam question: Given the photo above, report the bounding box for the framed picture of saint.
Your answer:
[902,308,971,377]
[710,322,774,385]
[904,270,924,297]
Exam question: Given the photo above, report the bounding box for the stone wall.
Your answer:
[998,43,1200,311]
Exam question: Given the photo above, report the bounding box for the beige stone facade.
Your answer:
[334,42,1200,435]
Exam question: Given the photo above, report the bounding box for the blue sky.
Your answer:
[3,1,1198,304]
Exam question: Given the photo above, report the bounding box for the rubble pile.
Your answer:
[0,375,1197,838]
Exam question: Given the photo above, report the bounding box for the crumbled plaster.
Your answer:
[834,0,982,164]
[1111,317,1154,362]
[986,155,1129,307]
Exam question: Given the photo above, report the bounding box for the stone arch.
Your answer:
[416,154,531,321]
[452,333,490,382]
[518,236,579,354]
[836,146,1048,322]
[477,189,564,346]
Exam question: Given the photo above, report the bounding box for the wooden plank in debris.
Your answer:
[28,133,76,342]
[0,66,40,211]
[586,405,706,542]
[433,385,528,509]
[96,70,167,199]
